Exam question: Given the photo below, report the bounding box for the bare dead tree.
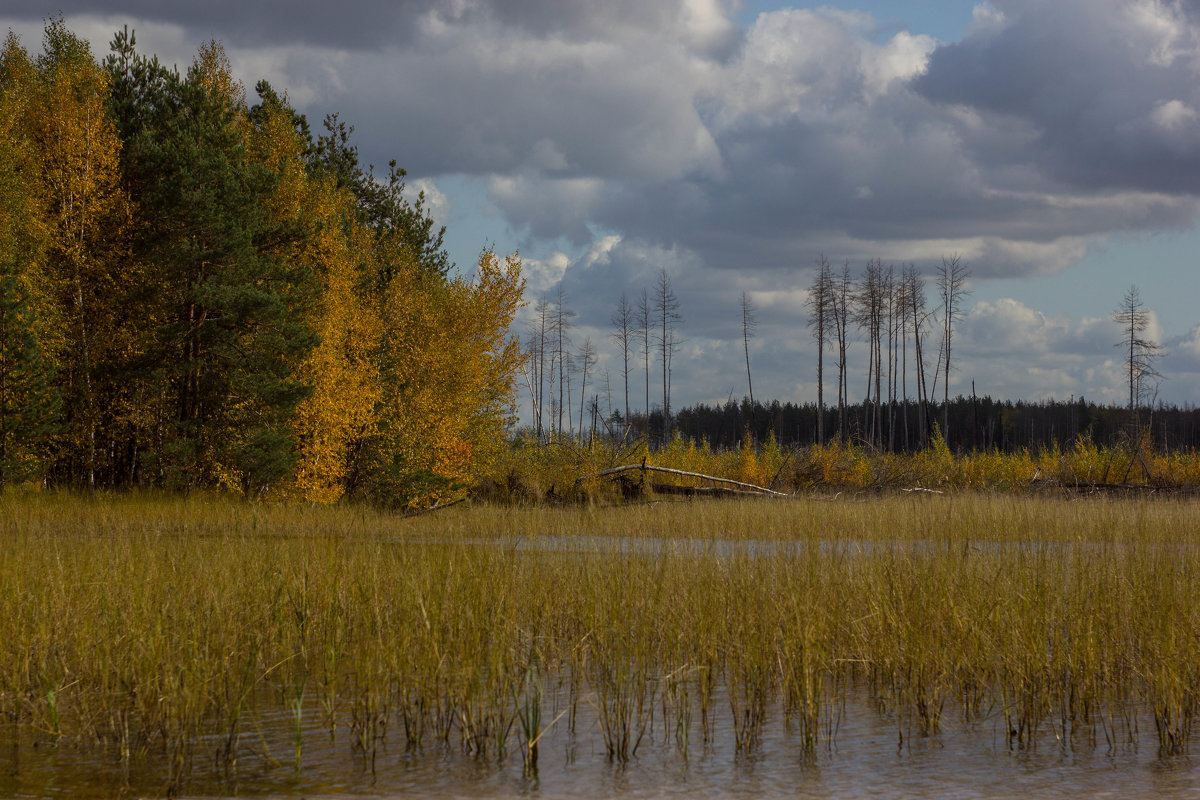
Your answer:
[610,292,634,427]
[741,291,758,407]
[529,296,554,441]
[522,330,542,438]
[638,288,652,432]
[552,289,576,440]
[883,268,892,453]
[806,257,835,444]
[935,255,970,442]
[854,261,886,448]
[576,337,597,439]
[1112,285,1162,417]
[654,269,682,441]
[831,262,853,443]
[904,266,931,447]
[602,367,613,430]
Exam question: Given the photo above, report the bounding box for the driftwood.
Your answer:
[582,462,790,498]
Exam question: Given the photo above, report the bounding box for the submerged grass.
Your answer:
[2,491,1199,792]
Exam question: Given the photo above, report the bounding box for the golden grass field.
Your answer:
[2,489,1198,791]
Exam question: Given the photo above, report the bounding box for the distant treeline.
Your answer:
[663,396,1200,453]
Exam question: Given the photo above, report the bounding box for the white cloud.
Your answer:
[1177,325,1200,360]
[1152,99,1198,132]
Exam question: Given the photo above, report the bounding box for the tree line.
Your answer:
[672,395,1200,454]
[523,267,681,444]
[0,20,524,506]
[522,251,1172,453]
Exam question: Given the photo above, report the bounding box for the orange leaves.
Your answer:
[356,248,526,508]
[287,175,383,502]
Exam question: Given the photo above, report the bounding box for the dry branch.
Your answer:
[584,463,790,497]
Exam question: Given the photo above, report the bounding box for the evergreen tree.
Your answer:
[311,115,451,280]
[120,40,317,491]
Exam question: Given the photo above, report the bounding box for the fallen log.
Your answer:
[582,463,791,498]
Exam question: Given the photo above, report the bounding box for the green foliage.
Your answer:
[113,41,316,489]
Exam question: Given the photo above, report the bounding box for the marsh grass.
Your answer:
[484,433,1200,503]
[2,490,1199,792]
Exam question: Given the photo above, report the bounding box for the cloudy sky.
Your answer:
[6,0,1200,421]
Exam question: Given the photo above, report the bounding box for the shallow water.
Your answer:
[3,687,1195,799]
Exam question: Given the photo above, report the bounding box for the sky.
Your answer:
[5,0,1200,422]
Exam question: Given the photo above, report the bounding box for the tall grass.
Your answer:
[2,491,1199,793]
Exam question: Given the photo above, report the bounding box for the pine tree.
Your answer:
[124,40,317,491]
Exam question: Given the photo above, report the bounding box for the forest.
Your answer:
[0,20,524,507]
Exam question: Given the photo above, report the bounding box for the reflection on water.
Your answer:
[2,686,1194,799]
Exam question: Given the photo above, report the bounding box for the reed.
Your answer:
[484,433,1200,501]
[2,490,1199,793]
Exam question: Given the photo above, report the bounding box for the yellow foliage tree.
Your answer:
[243,88,389,503]
[12,20,130,487]
[359,247,525,509]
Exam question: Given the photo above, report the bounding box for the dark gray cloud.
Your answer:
[1,0,429,49]
[916,0,1200,194]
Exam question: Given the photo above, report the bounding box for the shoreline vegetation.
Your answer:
[477,431,1200,505]
[3,491,1198,794]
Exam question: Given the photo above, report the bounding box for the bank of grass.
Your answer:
[480,432,1200,503]
[2,491,1199,791]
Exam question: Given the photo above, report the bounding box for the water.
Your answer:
[3,688,1196,799]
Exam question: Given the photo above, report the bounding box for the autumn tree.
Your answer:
[116,40,317,491]
[0,20,527,501]
[354,248,524,508]
[311,113,450,279]
[0,277,59,487]
[11,20,131,489]
[0,39,59,488]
